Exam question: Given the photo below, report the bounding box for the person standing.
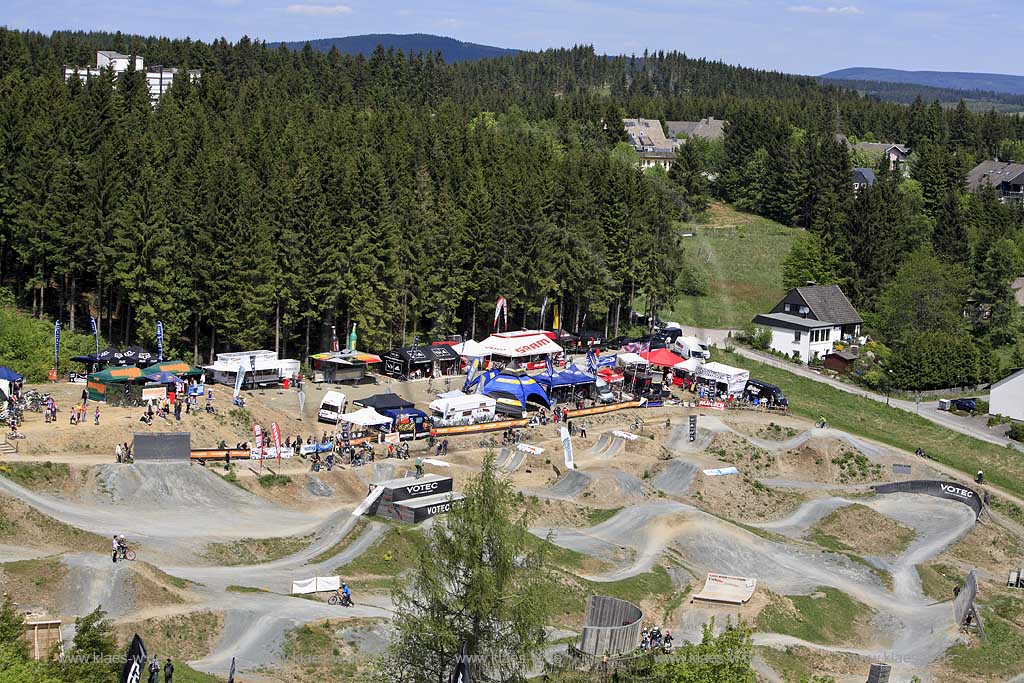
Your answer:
[580,421,588,439]
[115,443,123,463]
[111,535,119,563]
[94,406,100,426]
[163,658,174,683]
[441,438,449,456]
[81,387,88,406]
[148,656,160,683]
[415,457,423,478]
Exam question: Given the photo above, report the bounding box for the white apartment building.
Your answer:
[63,50,201,102]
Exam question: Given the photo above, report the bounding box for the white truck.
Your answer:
[318,391,347,424]
[672,336,710,361]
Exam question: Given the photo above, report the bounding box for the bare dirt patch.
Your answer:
[114,610,224,662]
[808,504,916,557]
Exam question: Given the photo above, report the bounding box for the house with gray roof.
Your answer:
[852,167,876,193]
[666,117,726,143]
[752,284,862,364]
[966,160,1024,203]
[623,118,675,171]
[852,141,910,173]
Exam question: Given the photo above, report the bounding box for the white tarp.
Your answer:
[696,361,749,396]
[291,575,342,594]
[692,573,757,604]
[518,443,544,455]
[352,485,385,516]
[560,426,575,470]
[672,358,702,373]
[616,352,650,367]
[422,458,451,468]
[250,447,294,459]
[703,466,739,476]
[612,430,638,441]
[452,339,492,357]
[479,331,563,358]
[339,407,392,427]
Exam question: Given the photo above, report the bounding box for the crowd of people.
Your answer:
[639,626,673,653]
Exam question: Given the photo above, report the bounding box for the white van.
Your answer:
[672,336,710,361]
[318,390,347,424]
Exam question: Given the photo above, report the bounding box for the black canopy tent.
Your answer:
[352,393,415,411]
[425,345,461,375]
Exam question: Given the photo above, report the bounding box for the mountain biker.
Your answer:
[117,535,129,560]
[976,470,984,484]
[415,457,423,478]
[342,582,351,604]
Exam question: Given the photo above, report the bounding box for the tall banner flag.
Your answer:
[552,303,560,331]
[233,364,245,399]
[249,354,256,390]
[349,323,358,351]
[90,316,99,357]
[539,296,548,329]
[298,389,306,414]
[587,349,598,375]
[252,424,264,456]
[156,321,164,362]
[560,426,575,470]
[545,354,554,377]
[493,296,507,331]
[119,633,147,683]
[463,357,480,393]
[330,325,339,353]
[227,657,236,683]
[271,422,282,464]
[54,321,61,370]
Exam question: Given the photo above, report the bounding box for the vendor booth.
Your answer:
[428,392,497,424]
[204,350,299,388]
[616,352,650,369]
[86,366,143,404]
[671,358,702,388]
[382,345,460,379]
[535,364,597,404]
[640,348,684,368]
[479,330,563,370]
[309,351,381,384]
[479,366,551,416]
[695,362,749,398]
[452,339,491,359]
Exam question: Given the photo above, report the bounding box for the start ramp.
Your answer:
[692,573,757,605]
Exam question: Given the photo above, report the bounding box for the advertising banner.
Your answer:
[872,480,984,518]
[560,426,575,470]
[119,634,147,683]
[270,422,282,462]
[156,320,164,362]
[698,398,726,411]
[54,320,61,370]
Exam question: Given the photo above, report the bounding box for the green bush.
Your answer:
[1009,423,1024,444]
[0,293,98,382]
[258,473,293,488]
[750,326,772,351]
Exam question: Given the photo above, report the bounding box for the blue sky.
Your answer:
[5,0,1020,75]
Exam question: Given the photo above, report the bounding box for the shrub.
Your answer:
[750,326,772,351]
[1009,423,1024,444]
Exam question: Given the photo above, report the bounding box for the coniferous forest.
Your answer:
[1,28,1023,386]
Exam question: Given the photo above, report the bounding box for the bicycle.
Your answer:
[631,417,645,432]
[328,591,353,606]
[117,547,137,561]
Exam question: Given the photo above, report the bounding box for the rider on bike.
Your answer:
[342,583,351,601]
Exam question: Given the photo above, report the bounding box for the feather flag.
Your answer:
[539,296,548,328]
[90,317,99,357]
[156,320,164,362]
[54,321,61,370]
[493,296,507,331]
[546,354,554,377]
[587,349,598,375]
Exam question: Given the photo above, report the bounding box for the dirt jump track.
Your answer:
[0,411,999,681]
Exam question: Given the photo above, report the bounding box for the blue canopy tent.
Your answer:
[0,367,23,382]
[536,363,597,404]
[480,366,551,415]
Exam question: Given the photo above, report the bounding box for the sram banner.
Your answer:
[873,479,984,518]
[698,398,726,411]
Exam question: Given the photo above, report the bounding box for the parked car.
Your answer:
[951,398,977,414]
[743,379,789,408]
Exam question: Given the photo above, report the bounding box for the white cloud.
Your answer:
[286,3,352,15]
[435,17,462,29]
[787,4,862,15]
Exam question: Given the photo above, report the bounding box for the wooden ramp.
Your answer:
[692,573,757,605]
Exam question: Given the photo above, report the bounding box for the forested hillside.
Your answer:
[269,33,517,63]
[0,28,1022,386]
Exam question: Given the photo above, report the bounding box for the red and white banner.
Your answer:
[271,422,282,463]
[698,398,726,411]
[252,423,264,456]
[493,296,508,330]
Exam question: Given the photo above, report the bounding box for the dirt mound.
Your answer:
[689,468,804,523]
[0,493,107,553]
[85,463,278,511]
[806,504,917,557]
[652,460,699,497]
[775,439,889,485]
[114,610,224,662]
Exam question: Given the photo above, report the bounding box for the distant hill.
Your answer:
[821,67,1024,95]
[269,33,518,63]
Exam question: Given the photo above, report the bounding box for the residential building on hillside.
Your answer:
[966,160,1024,203]
[852,142,911,171]
[623,118,675,171]
[666,117,726,142]
[989,368,1024,421]
[852,167,876,193]
[751,284,863,364]
[64,50,201,102]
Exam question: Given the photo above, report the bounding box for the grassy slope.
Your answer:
[717,350,1024,500]
[668,203,799,329]
[756,587,873,645]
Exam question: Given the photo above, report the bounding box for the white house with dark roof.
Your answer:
[967,160,1024,203]
[752,284,863,363]
[623,118,675,170]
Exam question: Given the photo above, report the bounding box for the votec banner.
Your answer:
[156,321,164,362]
[54,320,61,370]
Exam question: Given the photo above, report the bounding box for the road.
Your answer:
[729,345,1020,452]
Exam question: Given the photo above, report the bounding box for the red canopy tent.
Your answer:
[641,348,685,368]
[597,366,624,383]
